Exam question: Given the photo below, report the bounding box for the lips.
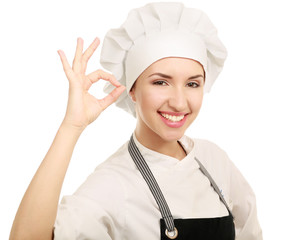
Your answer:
[158,111,188,128]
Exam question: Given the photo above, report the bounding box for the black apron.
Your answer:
[128,135,235,240]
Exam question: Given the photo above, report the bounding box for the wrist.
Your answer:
[60,120,86,136]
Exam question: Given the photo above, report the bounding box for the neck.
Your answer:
[134,126,186,161]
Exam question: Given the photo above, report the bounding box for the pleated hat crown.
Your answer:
[100,2,227,117]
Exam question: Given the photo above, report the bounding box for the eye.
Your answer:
[186,82,200,88]
[153,80,168,86]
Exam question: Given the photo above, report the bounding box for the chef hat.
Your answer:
[100,2,227,117]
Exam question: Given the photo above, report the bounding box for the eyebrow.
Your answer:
[148,72,205,80]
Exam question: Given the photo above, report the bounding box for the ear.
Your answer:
[129,87,136,103]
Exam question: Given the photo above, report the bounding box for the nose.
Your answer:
[168,87,188,112]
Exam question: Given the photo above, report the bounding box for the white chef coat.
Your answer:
[53,134,263,240]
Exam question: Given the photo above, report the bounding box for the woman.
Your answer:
[10,2,262,240]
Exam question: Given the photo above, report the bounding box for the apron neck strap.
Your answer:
[194,157,234,219]
[128,135,176,233]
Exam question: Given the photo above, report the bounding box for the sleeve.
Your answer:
[53,195,113,240]
[53,168,126,240]
[229,161,263,240]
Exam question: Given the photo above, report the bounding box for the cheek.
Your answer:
[188,92,204,111]
[136,88,166,110]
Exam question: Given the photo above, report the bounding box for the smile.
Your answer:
[158,111,188,128]
[160,113,185,122]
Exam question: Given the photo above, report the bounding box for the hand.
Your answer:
[57,37,125,131]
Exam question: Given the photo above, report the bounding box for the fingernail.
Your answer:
[94,37,100,43]
[77,37,84,44]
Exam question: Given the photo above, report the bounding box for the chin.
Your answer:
[157,129,186,142]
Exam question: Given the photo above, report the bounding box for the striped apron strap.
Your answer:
[194,157,234,218]
[128,135,176,233]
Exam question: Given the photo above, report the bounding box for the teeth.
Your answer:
[161,113,185,122]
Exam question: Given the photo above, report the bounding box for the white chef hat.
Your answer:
[100,2,227,117]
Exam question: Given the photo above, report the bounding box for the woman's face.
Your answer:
[130,57,205,142]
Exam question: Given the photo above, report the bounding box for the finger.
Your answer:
[82,37,100,73]
[57,50,73,79]
[99,85,126,110]
[87,69,121,89]
[72,37,84,73]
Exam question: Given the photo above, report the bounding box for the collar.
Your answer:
[132,133,196,169]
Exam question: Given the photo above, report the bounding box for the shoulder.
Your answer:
[74,140,137,199]
[192,138,228,157]
[185,136,233,181]
[180,136,229,161]
[95,140,137,174]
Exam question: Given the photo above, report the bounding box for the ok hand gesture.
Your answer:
[57,37,125,131]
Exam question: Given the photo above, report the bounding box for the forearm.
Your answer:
[10,122,83,240]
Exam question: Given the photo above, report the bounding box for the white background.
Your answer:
[1,0,284,238]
